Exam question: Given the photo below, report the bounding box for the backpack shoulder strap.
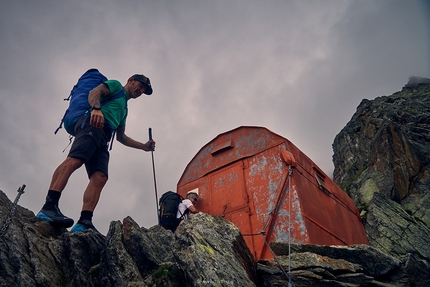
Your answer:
[178,209,185,220]
[101,87,126,105]
[177,197,191,220]
[103,87,126,151]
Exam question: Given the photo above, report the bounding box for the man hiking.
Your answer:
[159,190,200,232]
[37,72,155,232]
[177,190,199,222]
[173,190,200,232]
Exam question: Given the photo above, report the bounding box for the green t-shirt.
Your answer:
[102,80,128,129]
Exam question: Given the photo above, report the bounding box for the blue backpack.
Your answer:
[55,68,125,136]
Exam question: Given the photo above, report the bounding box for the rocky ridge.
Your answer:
[333,77,430,206]
[1,188,429,287]
[0,189,257,287]
[332,77,430,262]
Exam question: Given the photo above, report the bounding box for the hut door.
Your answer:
[209,161,251,233]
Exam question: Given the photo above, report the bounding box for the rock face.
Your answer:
[0,189,257,287]
[1,188,430,287]
[333,78,430,207]
[332,77,430,277]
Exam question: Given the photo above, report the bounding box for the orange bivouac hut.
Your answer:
[177,126,369,260]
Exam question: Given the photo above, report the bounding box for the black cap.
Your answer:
[132,74,153,95]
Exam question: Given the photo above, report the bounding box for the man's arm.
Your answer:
[88,84,111,129]
[88,83,110,107]
[116,125,155,151]
[188,205,199,214]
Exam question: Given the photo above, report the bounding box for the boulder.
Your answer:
[258,242,430,287]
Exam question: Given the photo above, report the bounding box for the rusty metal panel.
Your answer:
[178,127,284,185]
[292,163,369,245]
[209,162,248,215]
[177,126,369,260]
[242,144,311,259]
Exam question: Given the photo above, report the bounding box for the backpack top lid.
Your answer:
[71,69,107,98]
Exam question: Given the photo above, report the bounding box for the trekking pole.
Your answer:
[149,128,159,223]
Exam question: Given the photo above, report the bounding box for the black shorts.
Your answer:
[68,115,112,178]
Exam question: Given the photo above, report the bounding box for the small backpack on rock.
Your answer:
[159,191,184,232]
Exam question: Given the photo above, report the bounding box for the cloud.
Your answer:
[0,0,428,235]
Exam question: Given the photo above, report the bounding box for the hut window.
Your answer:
[314,168,330,195]
[211,140,234,156]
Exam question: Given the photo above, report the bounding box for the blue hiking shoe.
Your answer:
[71,219,99,233]
[36,205,74,228]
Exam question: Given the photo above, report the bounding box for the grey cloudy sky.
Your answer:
[1,0,429,235]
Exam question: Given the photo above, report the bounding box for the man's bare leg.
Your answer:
[36,157,84,227]
[71,170,108,233]
[49,157,84,192]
